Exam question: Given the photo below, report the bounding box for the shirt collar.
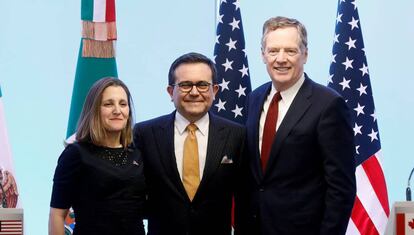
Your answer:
[270,73,305,104]
[175,111,209,136]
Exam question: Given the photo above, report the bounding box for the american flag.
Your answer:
[0,220,23,235]
[328,0,389,234]
[212,0,251,124]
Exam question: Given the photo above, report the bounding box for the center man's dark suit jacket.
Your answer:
[237,75,356,235]
[134,111,245,235]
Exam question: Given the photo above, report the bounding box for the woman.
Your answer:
[49,77,145,235]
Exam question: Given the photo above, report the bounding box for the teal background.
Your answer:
[1,1,413,234]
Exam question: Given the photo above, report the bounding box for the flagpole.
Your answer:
[215,0,219,34]
[214,0,220,60]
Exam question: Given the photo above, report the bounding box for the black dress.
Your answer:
[50,142,146,235]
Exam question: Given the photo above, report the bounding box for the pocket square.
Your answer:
[220,155,233,164]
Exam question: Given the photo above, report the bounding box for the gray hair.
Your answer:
[261,16,308,51]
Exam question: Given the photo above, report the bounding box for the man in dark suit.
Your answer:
[134,52,245,235]
[237,16,356,235]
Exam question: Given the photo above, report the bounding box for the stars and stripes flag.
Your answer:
[212,0,252,125]
[0,220,23,235]
[328,0,389,234]
[212,0,251,231]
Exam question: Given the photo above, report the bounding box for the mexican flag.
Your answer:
[66,42,118,139]
[64,0,118,233]
[0,85,20,209]
[66,0,118,139]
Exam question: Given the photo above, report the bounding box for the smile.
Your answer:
[185,100,203,103]
[274,67,290,72]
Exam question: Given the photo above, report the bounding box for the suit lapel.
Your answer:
[153,112,188,197]
[263,77,313,176]
[249,83,272,182]
[195,114,228,199]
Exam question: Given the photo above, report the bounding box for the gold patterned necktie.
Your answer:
[182,123,200,201]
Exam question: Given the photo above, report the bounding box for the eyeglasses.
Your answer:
[172,81,212,93]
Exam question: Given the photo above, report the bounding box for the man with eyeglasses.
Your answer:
[133,52,245,235]
[237,17,356,235]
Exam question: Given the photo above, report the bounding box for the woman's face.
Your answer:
[100,85,129,134]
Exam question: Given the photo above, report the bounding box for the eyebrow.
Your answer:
[267,46,299,50]
[102,98,128,102]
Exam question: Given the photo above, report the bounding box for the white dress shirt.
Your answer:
[259,74,305,155]
[174,112,209,180]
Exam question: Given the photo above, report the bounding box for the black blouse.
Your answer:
[51,142,146,235]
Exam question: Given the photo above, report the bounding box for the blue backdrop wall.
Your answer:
[1,1,413,234]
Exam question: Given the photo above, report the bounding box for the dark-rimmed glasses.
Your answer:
[172,81,212,93]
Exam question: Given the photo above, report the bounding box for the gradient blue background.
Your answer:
[1,1,413,234]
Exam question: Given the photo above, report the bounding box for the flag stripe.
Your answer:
[0,86,20,208]
[361,153,390,215]
[0,101,13,169]
[81,0,93,21]
[328,1,389,234]
[346,219,361,235]
[356,161,388,234]
[105,0,116,22]
[0,220,23,235]
[351,197,379,235]
[396,213,405,235]
[93,0,106,22]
